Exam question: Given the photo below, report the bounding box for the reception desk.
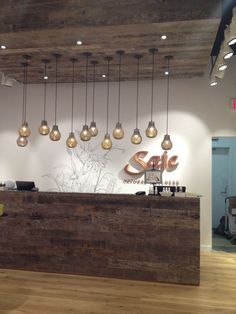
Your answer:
[0,191,200,285]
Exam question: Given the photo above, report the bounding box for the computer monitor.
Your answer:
[16,181,35,191]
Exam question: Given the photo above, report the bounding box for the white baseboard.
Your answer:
[200,244,212,252]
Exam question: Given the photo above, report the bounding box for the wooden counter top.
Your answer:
[0,190,200,285]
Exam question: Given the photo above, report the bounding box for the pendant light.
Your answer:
[113,50,125,140]
[49,53,61,141]
[161,55,173,150]
[17,55,31,146]
[101,56,113,150]
[131,54,142,145]
[39,59,50,135]
[146,48,158,138]
[66,58,78,148]
[80,52,92,141]
[89,60,99,137]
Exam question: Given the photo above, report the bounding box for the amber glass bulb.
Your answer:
[39,120,50,135]
[49,124,61,141]
[161,134,173,150]
[113,122,124,139]
[19,122,31,137]
[66,132,77,148]
[89,121,98,137]
[80,124,91,141]
[16,135,28,147]
[131,128,142,144]
[101,133,112,150]
[146,120,157,138]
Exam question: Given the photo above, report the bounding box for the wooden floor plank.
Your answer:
[0,251,236,314]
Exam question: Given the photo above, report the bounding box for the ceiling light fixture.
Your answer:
[209,75,218,86]
[161,35,167,40]
[165,71,169,75]
[146,48,158,138]
[161,55,173,151]
[17,55,31,146]
[101,56,113,150]
[49,53,61,141]
[76,40,83,45]
[66,58,78,148]
[39,59,50,136]
[101,74,106,78]
[222,41,234,60]
[80,52,92,141]
[89,60,99,137]
[1,45,6,49]
[131,54,143,145]
[113,50,125,140]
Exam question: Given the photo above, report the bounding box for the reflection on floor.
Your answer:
[212,231,236,253]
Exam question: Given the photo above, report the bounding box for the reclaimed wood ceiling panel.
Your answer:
[0,0,222,83]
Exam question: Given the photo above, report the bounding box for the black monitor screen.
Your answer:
[16,181,35,191]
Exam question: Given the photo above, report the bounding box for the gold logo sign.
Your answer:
[124,151,178,176]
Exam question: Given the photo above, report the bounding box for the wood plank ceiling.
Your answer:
[0,0,222,83]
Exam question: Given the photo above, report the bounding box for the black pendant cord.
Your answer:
[24,63,28,123]
[54,56,58,125]
[150,52,155,122]
[117,53,122,123]
[92,62,96,122]
[85,55,89,125]
[136,57,140,129]
[166,57,170,134]
[71,60,75,132]
[22,64,26,124]
[43,62,47,121]
[106,58,111,134]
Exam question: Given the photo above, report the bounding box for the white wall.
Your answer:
[1,56,236,249]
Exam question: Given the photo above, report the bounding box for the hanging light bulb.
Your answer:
[161,55,173,151]
[66,58,78,148]
[80,52,92,141]
[101,56,113,150]
[113,122,124,139]
[131,54,143,145]
[50,124,61,141]
[131,128,142,144]
[16,135,28,147]
[80,124,91,141]
[89,60,99,137]
[146,120,157,138]
[113,50,125,139]
[39,59,50,135]
[102,133,112,150]
[39,120,50,135]
[161,134,172,150]
[17,56,31,147]
[19,121,31,137]
[50,53,61,141]
[146,48,158,138]
[66,131,77,148]
[89,121,98,137]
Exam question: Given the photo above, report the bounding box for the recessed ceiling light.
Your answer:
[101,74,106,78]
[210,81,218,86]
[161,35,167,40]
[218,64,227,71]
[1,45,6,49]
[164,71,169,75]
[44,76,48,80]
[76,40,83,45]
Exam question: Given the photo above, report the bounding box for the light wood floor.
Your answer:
[0,251,236,314]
